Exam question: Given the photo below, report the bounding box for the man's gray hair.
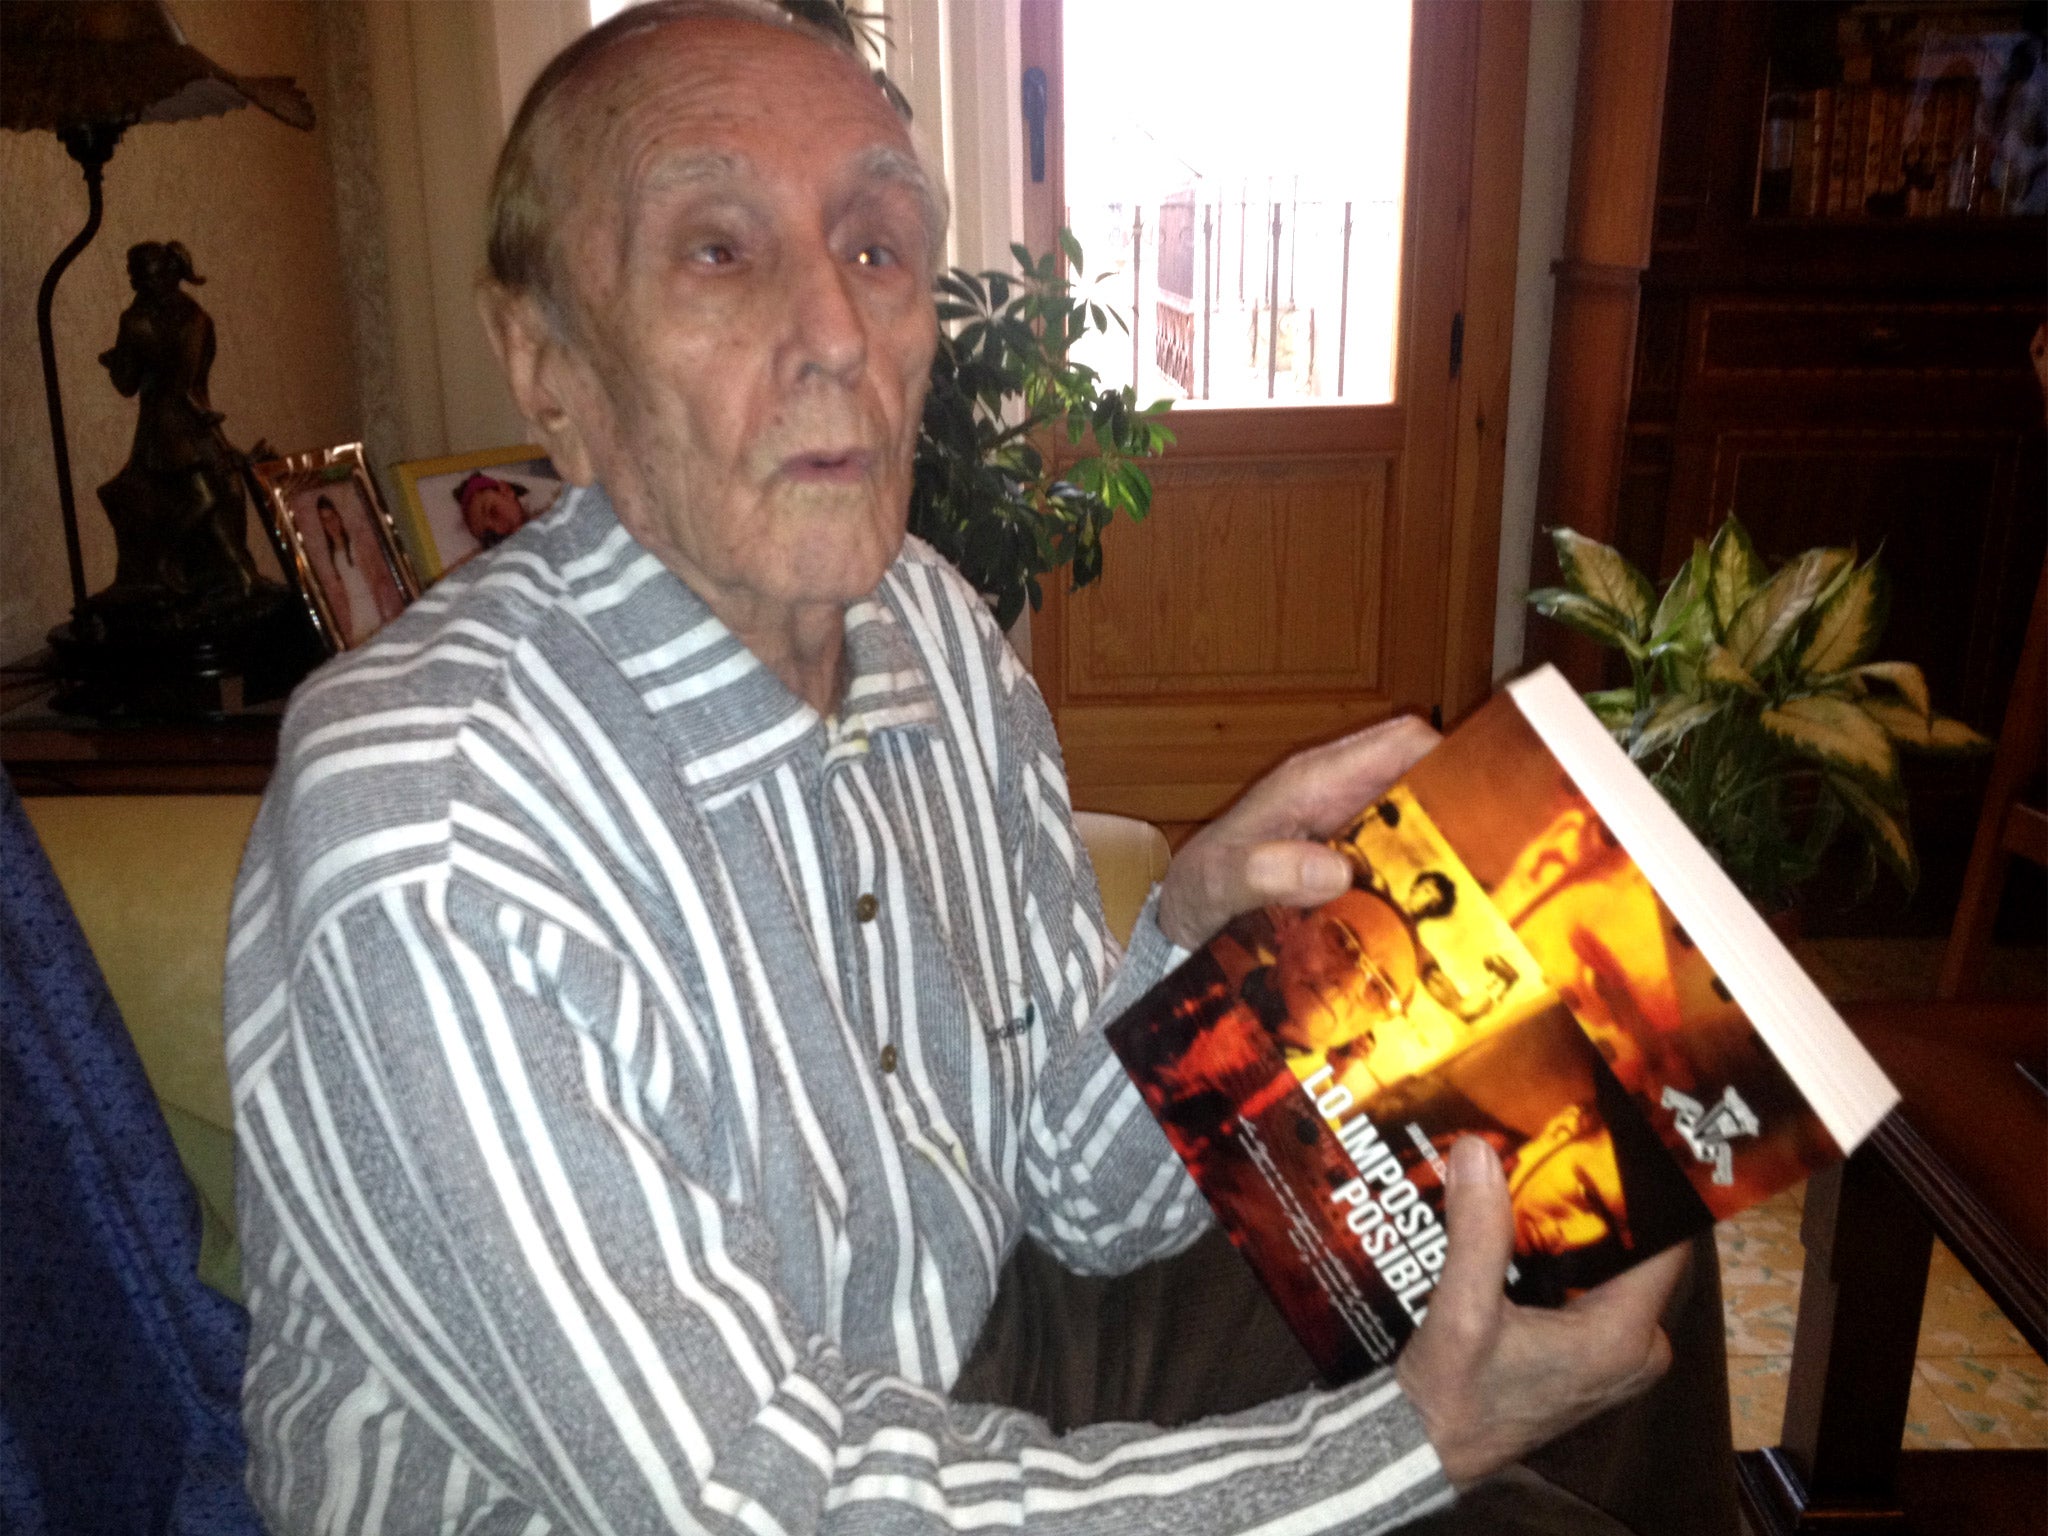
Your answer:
[485,0,948,338]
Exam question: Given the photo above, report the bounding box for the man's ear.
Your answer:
[478,283,598,486]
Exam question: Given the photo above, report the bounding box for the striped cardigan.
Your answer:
[226,486,1449,1534]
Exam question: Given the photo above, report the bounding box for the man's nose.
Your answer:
[784,242,868,385]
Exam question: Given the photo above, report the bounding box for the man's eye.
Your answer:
[690,242,738,267]
[853,244,898,268]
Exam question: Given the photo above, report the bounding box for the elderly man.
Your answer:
[226,3,1691,1531]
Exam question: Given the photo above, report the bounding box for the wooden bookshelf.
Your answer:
[1615,0,2046,938]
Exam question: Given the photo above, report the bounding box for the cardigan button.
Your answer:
[878,1043,898,1074]
[854,892,879,923]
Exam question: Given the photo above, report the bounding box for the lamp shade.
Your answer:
[0,1,313,136]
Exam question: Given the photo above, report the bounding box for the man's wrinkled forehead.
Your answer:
[555,16,928,263]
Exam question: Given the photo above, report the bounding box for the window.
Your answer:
[1060,0,1413,405]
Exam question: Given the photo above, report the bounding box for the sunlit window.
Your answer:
[1063,0,1412,406]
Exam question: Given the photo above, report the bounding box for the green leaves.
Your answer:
[1860,701,1991,753]
[1707,518,1766,631]
[1722,547,1842,672]
[1828,774,1917,888]
[1523,513,1975,909]
[1632,696,1722,761]
[1761,694,1898,782]
[1652,542,1714,649]
[1551,528,1656,640]
[1799,559,1887,675]
[1527,588,1641,652]
[911,230,1171,630]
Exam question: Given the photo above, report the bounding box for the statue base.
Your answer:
[48,582,321,721]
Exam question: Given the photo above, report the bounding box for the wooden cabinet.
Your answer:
[1617,0,2046,934]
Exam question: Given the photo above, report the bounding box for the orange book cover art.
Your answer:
[1107,692,1839,1382]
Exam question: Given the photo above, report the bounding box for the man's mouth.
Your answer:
[782,448,873,484]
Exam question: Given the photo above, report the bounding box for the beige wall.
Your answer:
[0,1,360,663]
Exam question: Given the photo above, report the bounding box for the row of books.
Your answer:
[1756,80,1998,221]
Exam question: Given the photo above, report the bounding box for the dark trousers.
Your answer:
[954,1228,1739,1536]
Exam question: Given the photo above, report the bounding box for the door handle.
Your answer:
[1023,67,1048,184]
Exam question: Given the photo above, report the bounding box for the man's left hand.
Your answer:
[1155,715,1440,949]
[1396,1136,1687,1485]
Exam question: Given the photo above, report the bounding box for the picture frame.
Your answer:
[391,444,566,581]
[252,443,422,654]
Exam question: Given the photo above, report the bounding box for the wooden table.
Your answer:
[1737,1000,2048,1535]
[2,658,282,795]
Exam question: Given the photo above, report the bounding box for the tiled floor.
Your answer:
[1720,937,2047,1454]
[1719,1185,2048,1452]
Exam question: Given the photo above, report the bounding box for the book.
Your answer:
[1834,85,1869,217]
[1926,83,1960,218]
[1105,667,1900,1384]
[1807,87,1836,217]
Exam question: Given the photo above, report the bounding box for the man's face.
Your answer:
[553,18,938,628]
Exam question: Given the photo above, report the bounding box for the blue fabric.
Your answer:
[0,775,262,1536]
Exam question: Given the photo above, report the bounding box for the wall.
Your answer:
[0,1,360,663]
[333,0,582,478]
[1492,0,1583,680]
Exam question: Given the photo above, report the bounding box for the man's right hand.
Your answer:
[1395,1137,1688,1487]
[1155,715,1440,951]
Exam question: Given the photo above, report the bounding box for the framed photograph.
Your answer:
[392,444,565,580]
[253,443,422,653]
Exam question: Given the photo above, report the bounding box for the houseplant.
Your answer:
[915,238,1173,628]
[1527,519,1989,911]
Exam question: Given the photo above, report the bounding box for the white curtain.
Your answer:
[321,0,585,478]
[876,0,1026,277]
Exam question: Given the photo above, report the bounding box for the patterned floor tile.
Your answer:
[1918,1241,2035,1358]
[1727,1355,1788,1452]
[1722,1282,1801,1357]
[1914,1356,2048,1449]
[1902,1364,1977,1450]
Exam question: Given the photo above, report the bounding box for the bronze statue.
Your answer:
[93,239,264,622]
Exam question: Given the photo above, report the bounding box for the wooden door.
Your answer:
[1021,1,1529,840]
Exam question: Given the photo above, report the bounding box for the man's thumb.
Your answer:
[1428,1137,1517,1327]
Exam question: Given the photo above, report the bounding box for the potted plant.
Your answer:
[1527,519,1989,913]
[915,237,1173,628]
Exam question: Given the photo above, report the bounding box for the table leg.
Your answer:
[1736,1147,1933,1533]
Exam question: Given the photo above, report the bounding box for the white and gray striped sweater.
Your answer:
[225,486,1450,1535]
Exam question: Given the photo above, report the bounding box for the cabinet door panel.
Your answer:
[1067,456,1388,697]
[1707,430,2037,722]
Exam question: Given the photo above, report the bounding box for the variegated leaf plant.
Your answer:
[1528,519,1990,910]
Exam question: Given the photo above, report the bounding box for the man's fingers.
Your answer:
[1531,1240,1686,1408]
[1158,840,1351,948]
[1233,715,1441,841]
[1156,716,1439,947]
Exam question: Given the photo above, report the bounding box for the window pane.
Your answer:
[1062,0,1412,406]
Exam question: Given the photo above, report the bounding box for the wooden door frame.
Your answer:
[1019,1,1530,806]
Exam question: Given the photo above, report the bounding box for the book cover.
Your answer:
[1105,668,1898,1385]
